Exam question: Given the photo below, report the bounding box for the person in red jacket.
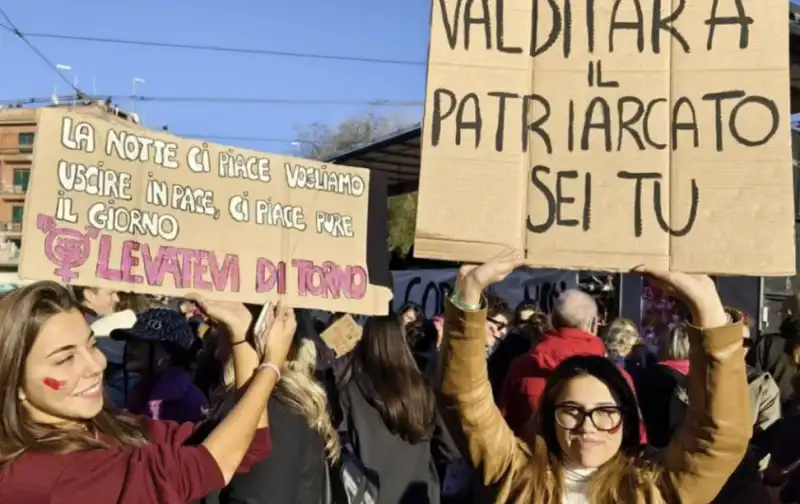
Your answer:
[0,282,296,504]
[499,289,646,442]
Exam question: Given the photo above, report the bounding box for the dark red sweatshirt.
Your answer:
[0,419,271,504]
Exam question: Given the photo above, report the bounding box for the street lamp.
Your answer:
[132,77,145,113]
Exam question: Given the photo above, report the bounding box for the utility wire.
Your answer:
[0,136,317,152]
[0,10,86,97]
[0,94,423,107]
[0,24,426,67]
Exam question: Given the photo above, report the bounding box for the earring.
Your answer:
[18,390,26,402]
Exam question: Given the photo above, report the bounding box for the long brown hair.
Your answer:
[0,281,148,464]
[219,335,341,462]
[341,315,436,444]
[519,355,662,503]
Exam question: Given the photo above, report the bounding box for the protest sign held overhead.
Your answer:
[415,0,795,275]
[19,108,393,315]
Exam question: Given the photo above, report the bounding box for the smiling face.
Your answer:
[21,309,107,425]
[553,374,623,468]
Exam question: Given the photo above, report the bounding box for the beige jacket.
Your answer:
[437,299,751,503]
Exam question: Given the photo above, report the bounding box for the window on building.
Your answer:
[11,205,23,223]
[12,169,30,191]
[18,133,35,153]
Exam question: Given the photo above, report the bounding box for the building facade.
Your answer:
[0,107,36,249]
[0,102,138,277]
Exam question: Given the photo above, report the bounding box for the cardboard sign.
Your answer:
[20,109,392,314]
[320,314,362,356]
[415,0,795,275]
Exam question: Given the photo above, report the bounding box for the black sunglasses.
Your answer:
[487,317,507,330]
[554,404,624,432]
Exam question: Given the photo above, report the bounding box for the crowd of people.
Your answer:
[0,252,799,503]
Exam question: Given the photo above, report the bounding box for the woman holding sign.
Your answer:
[0,281,295,504]
[438,251,751,504]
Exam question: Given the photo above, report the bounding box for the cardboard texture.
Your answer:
[320,314,362,356]
[20,109,393,314]
[416,0,795,275]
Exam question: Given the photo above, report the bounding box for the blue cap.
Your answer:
[110,308,198,352]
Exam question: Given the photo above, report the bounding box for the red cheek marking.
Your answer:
[607,423,623,434]
[43,377,65,391]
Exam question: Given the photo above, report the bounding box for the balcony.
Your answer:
[1,185,26,199]
[0,150,33,162]
[0,222,22,234]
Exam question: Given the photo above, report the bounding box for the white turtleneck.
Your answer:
[562,466,596,504]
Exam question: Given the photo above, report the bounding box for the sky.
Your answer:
[0,0,430,155]
[3,1,800,152]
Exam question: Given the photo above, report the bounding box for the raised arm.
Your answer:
[436,252,534,499]
[186,296,297,484]
[637,270,751,504]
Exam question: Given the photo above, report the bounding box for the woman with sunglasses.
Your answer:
[438,251,751,503]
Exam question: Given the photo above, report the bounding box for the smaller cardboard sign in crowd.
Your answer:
[20,108,392,315]
[320,314,363,356]
[415,0,795,276]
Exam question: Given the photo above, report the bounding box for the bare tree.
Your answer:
[293,112,410,160]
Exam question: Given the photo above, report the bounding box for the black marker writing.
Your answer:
[705,0,753,50]
[430,89,483,148]
[465,0,491,50]
[653,0,690,53]
[431,88,552,154]
[437,0,691,57]
[617,97,645,150]
[702,91,779,151]
[671,97,699,150]
[432,88,778,154]
[582,98,612,152]
[617,171,699,237]
[531,0,564,57]
[496,0,521,54]
[527,166,592,233]
[587,60,619,88]
[490,91,516,151]
[522,94,552,154]
[609,0,645,53]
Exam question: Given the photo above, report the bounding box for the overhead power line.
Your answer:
[0,10,86,97]
[0,24,426,67]
[0,135,316,153]
[0,94,424,107]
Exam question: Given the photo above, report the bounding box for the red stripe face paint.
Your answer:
[43,377,66,391]
[606,422,623,434]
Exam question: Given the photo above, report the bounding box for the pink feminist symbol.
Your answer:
[37,214,100,283]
